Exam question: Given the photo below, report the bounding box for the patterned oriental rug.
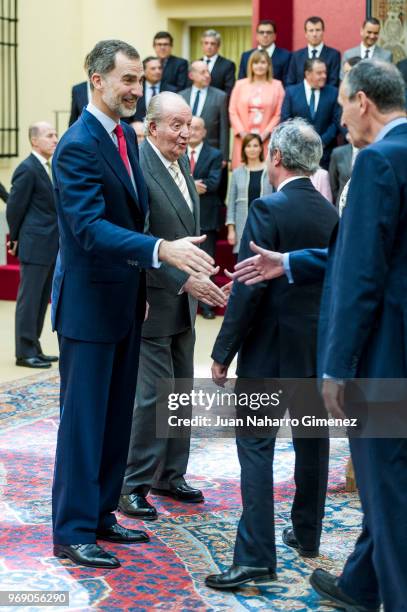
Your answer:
[0,373,363,611]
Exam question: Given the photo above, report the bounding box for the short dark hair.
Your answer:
[87,40,139,90]
[344,59,406,113]
[304,16,325,30]
[241,133,264,164]
[304,57,327,75]
[153,31,174,46]
[363,17,380,27]
[345,56,362,68]
[257,19,277,33]
[143,55,160,69]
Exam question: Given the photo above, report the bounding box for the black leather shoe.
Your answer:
[54,543,120,568]
[152,483,204,503]
[38,353,59,363]
[16,357,51,369]
[282,527,319,558]
[96,522,150,543]
[118,494,158,520]
[310,569,380,612]
[202,310,216,320]
[205,564,277,589]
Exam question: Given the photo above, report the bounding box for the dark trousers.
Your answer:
[52,320,141,544]
[338,432,407,611]
[199,230,217,314]
[233,380,329,568]
[122,327,195,495]
[15,262,54,358]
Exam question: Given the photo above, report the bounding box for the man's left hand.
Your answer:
[322,379,346,419]
[212,361,228,387]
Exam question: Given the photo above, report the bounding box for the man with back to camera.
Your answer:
[119,92,226,520]
[286,16,340,86]
[51,40,216,569]
[238,19,291,84]
[205,119,338,590]
[6,121,59,368]
[229,60,407,612]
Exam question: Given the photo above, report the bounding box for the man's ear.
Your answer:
[91,73,103,91]
[357,91,369,115]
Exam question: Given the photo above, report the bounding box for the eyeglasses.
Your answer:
[154,42,171,47]
[257,30,274,35]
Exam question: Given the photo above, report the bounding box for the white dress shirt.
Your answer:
[86,102,161,267]
[303,79,321,113]
[31,150,52,180]
[187,141,204,166]
[360,43,375,59]
[144,80,160,109]
[258,43,276,58]
[190,86,208,117]
[203,54,218,73]
[308,43,324,58]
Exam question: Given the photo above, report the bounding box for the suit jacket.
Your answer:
[6,154,58,265]
[397,58,407,85]
[203,55,236,96]
[131,82,177,122]
[286,45,341,86]
[161,55,188,92]
[0,182,9,203]
[341,45,393,80]
[281,83,340,167]
[212,178,338,377]
[69,81,88,127]
[238,46,292,84]
[191,142,222,231]
[140,139,200,338]
[179,86,229,160]
[328,143,353,207]
[51,109,157,342]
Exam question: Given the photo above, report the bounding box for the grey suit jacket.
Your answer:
[140,139,200,338]
[179,86,229,160]
[328,143,353,207]
[341,45,393,79]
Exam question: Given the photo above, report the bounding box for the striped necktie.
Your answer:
[45,160,53,183]
[169,162,194,212]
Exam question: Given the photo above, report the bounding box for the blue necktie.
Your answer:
[311,48,317,59]
[309,88,316,120]
[192,90,201,116]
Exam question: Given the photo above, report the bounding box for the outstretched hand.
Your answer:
[158,235,217,277]
[228,241,285,285]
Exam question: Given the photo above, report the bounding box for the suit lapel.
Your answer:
[124,128,148,216]
[300,84,312,120]
[194,143,209,177]
[179,154,199,230]
[143,141,196,234]
[30,154,54,194]
[200,88,213,121]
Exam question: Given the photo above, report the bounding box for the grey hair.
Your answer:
[202,29,221,45]
[269,118,323,174]
[87,39,140,90]
[343,59,405,113]
[144,91,190,135]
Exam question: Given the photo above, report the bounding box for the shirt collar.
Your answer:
[147,137,174,169]
[375,117,407,142]
[188,142,204,157]
[303,79,320,94]
[258,43,275,56]
[31,150,49,166]
[203,54,218,63]
[86,101,118,136]
[192,85,208,93]
[277,176,309,191]
[308,42,324,54]
[361,43,375,55]
[146,80,161,89]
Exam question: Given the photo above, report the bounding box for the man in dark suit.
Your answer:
[51,41,217,569]
[200,29,235,97]
[238,19,291,84]
[6,122,59,368]
[397,57,407,108]
[205,119,338,590]
[130,56,177,122]
[228,60,407,612]
[328,141,354,207]
[69,81,89,126]
[282,58,340,169]
[287,16,340,86]
[188,116,223,319]
[153,31,188,92]
[0,182,9,203]
[179,61,229,166]
[119,92,226,521]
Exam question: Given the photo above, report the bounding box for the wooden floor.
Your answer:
[0,300,224,384]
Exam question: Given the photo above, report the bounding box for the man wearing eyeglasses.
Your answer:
[153,31,188,92]
[238,20,291,84]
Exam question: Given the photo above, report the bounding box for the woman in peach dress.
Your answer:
[229,49,285,169]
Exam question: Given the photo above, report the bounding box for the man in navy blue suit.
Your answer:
[282,58,340,169]
[230,60,407,612]
[286,16,340,87]
[238,19,291,84]
[51,39,216,569]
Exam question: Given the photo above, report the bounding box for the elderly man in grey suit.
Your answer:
[119,92,226,520]
[341,18,392,79]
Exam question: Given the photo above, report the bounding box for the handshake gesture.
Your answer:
[158,235,227,308]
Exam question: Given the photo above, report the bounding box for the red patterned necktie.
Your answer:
[190,149,196,174]
[114,124,131,176]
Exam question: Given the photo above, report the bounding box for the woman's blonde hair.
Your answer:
[247,49,273,82]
